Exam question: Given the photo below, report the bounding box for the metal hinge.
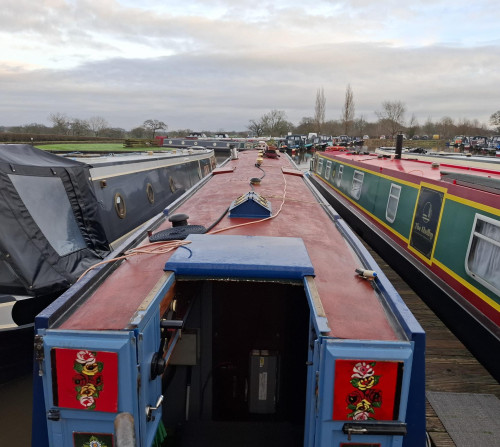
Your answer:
[47,409,60,421]
[34,335,44,376]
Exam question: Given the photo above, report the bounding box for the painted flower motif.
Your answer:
[346,390,364,406]
[344,361,383,420]
[356,399,373,412]
[74,351,104,409]
[352,362,374,379]
[365,388,382,405]
[73,373,89,386]
[80,396,95,407]
[81,384,97,397]
[356,376,376,391]
[353,411,370,420]
[76,350,96,364]
[82,361,99,376]
[93,373,103,387]
[84,436,108,447]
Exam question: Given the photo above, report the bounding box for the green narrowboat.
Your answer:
[310,150,500,381]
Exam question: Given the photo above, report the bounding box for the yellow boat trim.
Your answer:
[318,154,420,189]
[445,193,500,217]
[319,153,500,217]
[313,173,410,244]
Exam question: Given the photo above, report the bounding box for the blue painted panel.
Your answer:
[165,234,315,279]
[314,339,414,447]
[39,331,138,447]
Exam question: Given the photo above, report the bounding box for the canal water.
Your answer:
[1,372,32,444]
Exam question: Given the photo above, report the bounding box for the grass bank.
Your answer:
[39,143,161,153]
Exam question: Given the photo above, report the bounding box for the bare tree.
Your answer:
[422,117,436,137]
[314,87,326,134]
[70,118,91,136]
[353,115,367,136]
[248,119,265,137]
[295,117,316,135]
[341,84,355,135]
[406,114,419,138]
[250,109,292,137]
[88,116,109,137]
[143,119,167,138]
[375,100,406,138]
[437,116,455,140]
[490,111,500,132]
[48,112,70,135]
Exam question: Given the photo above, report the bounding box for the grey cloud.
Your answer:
[1,40,499,130]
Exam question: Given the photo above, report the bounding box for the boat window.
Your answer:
[351,170,364,200]
[317,158,324,174]
[8,174,86,257]
[386,184,402,223]
[325,161,332,180]
[465,214,500,294]
[336,165,344,187]
[114,193,127,219]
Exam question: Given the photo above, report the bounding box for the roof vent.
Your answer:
[229,192,272,218]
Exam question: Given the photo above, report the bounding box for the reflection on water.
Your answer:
[0,373,32,444]
[292,150,313,170]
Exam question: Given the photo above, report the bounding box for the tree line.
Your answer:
[2,94,500,141]
[248,86,500,140]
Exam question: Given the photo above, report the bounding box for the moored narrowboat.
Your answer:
[0,144,216,383]
[32,149,425,446]
[310,149,500,381]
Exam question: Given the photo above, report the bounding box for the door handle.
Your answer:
[146,395,164,421]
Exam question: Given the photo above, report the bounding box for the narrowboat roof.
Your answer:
[65,147,214,168]
[56,150,401,342]
[322,151,500,188]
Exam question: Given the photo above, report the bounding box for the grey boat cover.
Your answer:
[0,145,110,301]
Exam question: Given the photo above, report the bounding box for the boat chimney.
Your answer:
[395,134,403,159]
[168,213,189,227]
[230,144,239,160]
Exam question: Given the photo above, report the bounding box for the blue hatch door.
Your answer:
[307,338,414,447]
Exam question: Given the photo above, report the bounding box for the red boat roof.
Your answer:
[60,151,399,341]
[324,151,500,182]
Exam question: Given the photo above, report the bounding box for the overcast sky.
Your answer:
[1,0,499,132]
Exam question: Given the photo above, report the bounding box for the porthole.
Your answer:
[114,193,126,219]
[146,183,155,204]
[169,177,177,193]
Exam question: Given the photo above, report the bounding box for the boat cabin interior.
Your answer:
[161,277,309,447]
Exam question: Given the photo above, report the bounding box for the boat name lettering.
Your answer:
[413,223,434,241]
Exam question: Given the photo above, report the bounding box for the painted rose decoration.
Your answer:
[73,350,104,410]
[347,361,382,420]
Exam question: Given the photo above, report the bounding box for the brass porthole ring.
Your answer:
[114,192,126,219]
[146,183,155,204]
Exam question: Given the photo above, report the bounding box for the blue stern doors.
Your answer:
[306,338,414,447]
[39,331,138,447]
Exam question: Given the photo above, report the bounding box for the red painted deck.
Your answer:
[60,151,399,341]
